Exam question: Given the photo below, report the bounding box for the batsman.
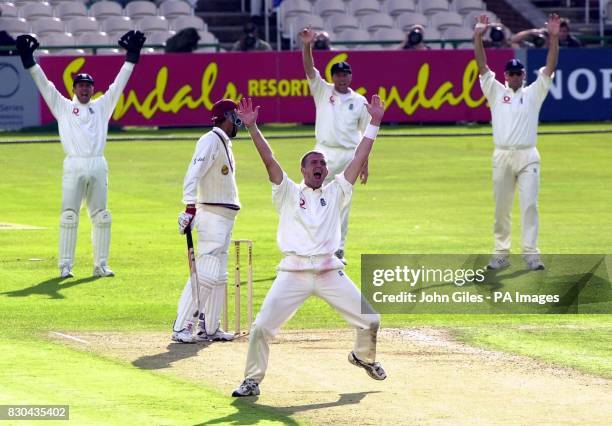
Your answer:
[172,99,242,343]
[15,31,145,278]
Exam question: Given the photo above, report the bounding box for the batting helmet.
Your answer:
[211,99,240,125]
[73,73,94,86]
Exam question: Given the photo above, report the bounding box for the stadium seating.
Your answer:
[285,13,324,40]
[430,11,463,31]
[66,17,100,36]
[20,2,54,20]
[350,0,380,17]
[326,14,360,33]
[90,1,124,20]
[138,15,169,32]
[463,10,497,27]
[40,32,85,54]
[31,17,65,37]
[195,30,218,52]
[0,17,28,35]
[395,12,427,31]
[442,26,473,48]
[170,15,206,31]
[385,0,417,17]
[102,16,135,38]
[424,27,442,47]
[452,0,485,15]
[360,12,394,33]
[371,27,404,48]
[335,28,370,49]
[314,0,345,18]
[279,0,312,21]
[145,30,172,46]
[125,1,158,19]
[49,0,87,5]
[55,2,88,20]
[76,32,120,54]
[419,0,449,16]
[0,2,18,18]
[159,0,192,19]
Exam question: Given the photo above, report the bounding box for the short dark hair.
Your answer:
[300,150,325,167]
[560,18,571,30]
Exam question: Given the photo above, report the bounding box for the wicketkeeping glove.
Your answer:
[178,205,196,234]
[118,30,146,64]
[15,35,39,69]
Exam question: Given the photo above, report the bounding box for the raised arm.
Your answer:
[236,98,284,184]
[100,31,146,118]
[343,95,384,185]
[299,27,317,79]
[473,14,490,75]
[543,14,560,77]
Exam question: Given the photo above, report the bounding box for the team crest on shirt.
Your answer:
[349,103,353,110]
[221,165,229,175]
[89,107,94,114]
[299,197,306,209]
[72,107,79,116]
[329,95,335,105]
[502,96,511,104]
[320,198,326,206]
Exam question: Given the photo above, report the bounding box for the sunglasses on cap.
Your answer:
[225,110,242,127]
[506,70,523,77]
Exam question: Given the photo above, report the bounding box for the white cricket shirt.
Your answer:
[182,127,240,208]
[480,67,553,149]
[272,172,352,256]
[307,69,370,150]
[29,62,134,157]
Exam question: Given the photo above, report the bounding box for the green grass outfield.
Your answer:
[0,122,611,424]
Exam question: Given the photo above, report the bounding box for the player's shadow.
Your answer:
[132,341,214,370]
[0,276,100,300]
[198,391,379,425]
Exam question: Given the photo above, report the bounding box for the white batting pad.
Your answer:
[58,210,79,268]
[92,209,111,267]
[204,279,226,335]
[174,255,219,332]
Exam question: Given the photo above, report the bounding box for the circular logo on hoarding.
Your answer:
[0,63,20,98]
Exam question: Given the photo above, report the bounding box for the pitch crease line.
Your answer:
[50,331,89,344]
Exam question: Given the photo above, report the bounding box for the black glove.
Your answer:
[118,30,146,64]
[15,35,39,69]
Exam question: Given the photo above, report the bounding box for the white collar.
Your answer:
[212,126,232,146]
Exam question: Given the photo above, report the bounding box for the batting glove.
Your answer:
[118,30,146,64]
[178,205,196,234]
[15,35,39,69]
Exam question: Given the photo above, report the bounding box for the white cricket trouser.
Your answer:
[316,145,355,251]
[243,256,380,383]
[174,209,234,333]
[58,156,109,268]
[492,147,541,255]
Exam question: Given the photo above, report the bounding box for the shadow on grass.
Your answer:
[199,391,380,425]
[132,341,215,370]
[0,276,101,299]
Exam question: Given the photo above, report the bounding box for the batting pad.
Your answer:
[203,279,227,335]
[58,210,79,268]
[175,255,219,332]
[92,209,111,267]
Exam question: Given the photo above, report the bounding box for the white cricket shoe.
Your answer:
[524,256,545,271]
[486,255,511,270]
[205,328,235,341]
[232,378,260,397]
[93,264,115,277]
[60,265,74,279]
[348,351,387,381]
[171,329,196,343]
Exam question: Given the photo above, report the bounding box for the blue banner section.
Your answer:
[527,48,612,122]
[0,56,40,130]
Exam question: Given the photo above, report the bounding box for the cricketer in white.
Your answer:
[473,13,560,271]
[299,27,371,264]
[172,99,242,344]
[231,97,387,398]
[15,31,146,279]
